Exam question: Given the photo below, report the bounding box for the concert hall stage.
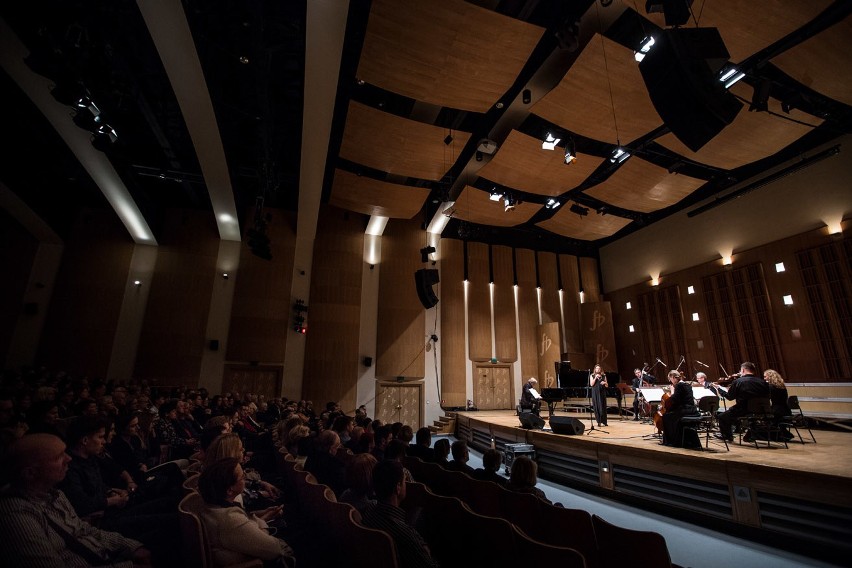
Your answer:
[455,409,852,562]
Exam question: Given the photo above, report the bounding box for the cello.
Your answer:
[653,361,683,434]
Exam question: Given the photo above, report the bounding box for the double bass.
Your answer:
[652,387,672,435]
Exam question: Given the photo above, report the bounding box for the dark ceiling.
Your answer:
[1,0,850,255]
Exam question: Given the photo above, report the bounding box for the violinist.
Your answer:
[661,371,701,448]
[715,362,770,442]
[632,367,654,421]
[589,364,608,427]
[695,372,719,396]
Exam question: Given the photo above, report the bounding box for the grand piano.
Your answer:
[540,362,624,416]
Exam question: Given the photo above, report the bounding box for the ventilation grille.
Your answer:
[613,464,733,519]
[536,448,600,486]
[757,491,852,551]
[470,427,491,449]
[457,421,472,444]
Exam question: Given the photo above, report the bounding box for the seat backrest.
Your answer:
[178,492,209,568]
[183,472,200,493]
[499,488,544,539]
[513,524,587,567]
[462,476,503,517]
[344,506,399,568]
[788,395,801,411]
[535,504,598,568]
[592,515,671,568]
[697,395,719,414]
[746,397,772,414]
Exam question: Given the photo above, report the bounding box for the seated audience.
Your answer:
[339,452,378,514]
[433,438,451,467]
[472,448,507,487]
[407,427,435,462]
[0,433,151,567]
[203,433,281,508]
[384,439,414,482]
[506,456,552,504]
[371,425,392,461]
[446,440,474,474]
[361,460,439,568]
[304,430,346,496]
[198,457,295,567]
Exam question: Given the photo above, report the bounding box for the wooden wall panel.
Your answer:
[467,242,491,361]
[580,257,601,302]
[303,206,365,413]
[538,252,560,325]
[440,239,466,407]
[559,254,582,354]
[516,249,539,383]
[493,245,517,362]
[227,209,296,362]
[0,210,38,367]
[38,209,133,377]
[135,210,218,385]
[376,218,425,378]
[608,224,850,382]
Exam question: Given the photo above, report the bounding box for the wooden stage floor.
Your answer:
[454,409,852,561]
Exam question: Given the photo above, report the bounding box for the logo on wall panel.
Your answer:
[589,310,606,331]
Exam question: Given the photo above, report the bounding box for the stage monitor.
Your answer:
[518,412,545,430]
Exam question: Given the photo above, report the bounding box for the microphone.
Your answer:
[657,357,667,368]
[695,360,710,368]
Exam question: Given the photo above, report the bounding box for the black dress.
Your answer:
[662,381,700,448]
[590,374,608,426]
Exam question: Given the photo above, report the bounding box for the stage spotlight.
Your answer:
[541,132,560,151]
[522,89,531,104]
[569,203,589,217]
[489,188,503,202]
[503,194,516,212]
[545,198,561,210]
[749,78,771,112]
[420,246,436,263]
[610,147,630,164]
[564,138,576,164]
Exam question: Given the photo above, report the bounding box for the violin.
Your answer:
[715,373,741,386]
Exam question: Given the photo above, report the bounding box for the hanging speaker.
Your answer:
[639,27,742,152]
[414,268,439,309]
[549,416,585,435]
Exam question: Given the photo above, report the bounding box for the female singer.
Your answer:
[661,370,701,448]
[589,364,608,427]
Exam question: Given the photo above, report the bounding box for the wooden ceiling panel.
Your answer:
[585,157,705,213]
[477,130,604,197]
[773,14,852,107]
[329,169,430,219]
[656,83,820,169]
[531,34,663,145]
[537,207,631,241]
[340,102,470,181]
[451,186,539,227]
[357,0,544,113]
[644,0,832,63]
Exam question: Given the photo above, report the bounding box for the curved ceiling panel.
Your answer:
[584,157,704,213]
[357,0,544,113]
[656,84,820,169]
[645,0,833,63]
[340,102,471,181]
[451,185,539,227]
[477,130,604,197]
[531,34,663,145]
[329,169,430,219]
[537,206,631,241]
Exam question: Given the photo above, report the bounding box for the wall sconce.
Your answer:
[629,325,635,333]
[625,301,632,310]
[783,295,794,306]
[722,255,733,266]
[651,277,659,287]
[687,285,695,294]
[222,273,229,279]
[133,280,142,287]
[692,312,700,321]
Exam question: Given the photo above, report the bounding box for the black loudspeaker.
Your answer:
[209,339,219,351]
[414,268,440,309]
[549,416,585,435]
[363,356,372,367]
[639,28,742,152]
[519,412,545,430]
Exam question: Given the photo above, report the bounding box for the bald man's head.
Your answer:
[5,433,71,490]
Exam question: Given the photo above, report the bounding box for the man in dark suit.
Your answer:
[407,427,435,462]
[446,440,474,475]
[632,368,655,420]
[472,448,507,487]
[717,362,770,441]
[521,377,541,415]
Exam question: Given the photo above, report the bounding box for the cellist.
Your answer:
[660,370,701,448]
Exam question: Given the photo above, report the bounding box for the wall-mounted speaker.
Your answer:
[209,339,219,351]
[549,416,585,435]
[414,268,440,309]
[518,412,545,430]
[363,356,373,367]
[639,27,742,152]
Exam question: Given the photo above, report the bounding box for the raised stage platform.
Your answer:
[454,409,852,563]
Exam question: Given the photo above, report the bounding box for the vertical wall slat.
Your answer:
[467,242,491,361]
[440,239,466,407]
[516,249,539,383]
[493,245,517,362]
[559,254,582,354]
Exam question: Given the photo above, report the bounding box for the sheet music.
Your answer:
[636,388,666,403]
[529,388,542,400]
[693,387,718,400]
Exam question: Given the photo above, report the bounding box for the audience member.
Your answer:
[361,460,439,568]
[407,427,435,462]
[339,452,378,514]
[304,430,346,496]
[197,457,295,567]
[384,439,414,482]
[433,438,450,467]
[506,456,552,504]
[472,448,507,486]
[0,433,151,567]
[446,440,474,474]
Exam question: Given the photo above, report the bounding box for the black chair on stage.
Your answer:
[681,396,726,451]
[738,397,787,449]
[779,395,817,444]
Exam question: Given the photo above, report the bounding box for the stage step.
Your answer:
[429,413,457,434]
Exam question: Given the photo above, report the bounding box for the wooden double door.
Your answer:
[375,381,423,428]
[474,364,513,410]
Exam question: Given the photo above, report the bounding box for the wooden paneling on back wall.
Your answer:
[39,209,133,377]
[303,206,365,413]
[134,210,218,384]
[608,224,851,382]
[467,242,491,361]
[493,245,517,362]
[440,239,466,407]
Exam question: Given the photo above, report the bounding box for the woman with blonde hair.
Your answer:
[763,369,792,420]
[204,433,282,506]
